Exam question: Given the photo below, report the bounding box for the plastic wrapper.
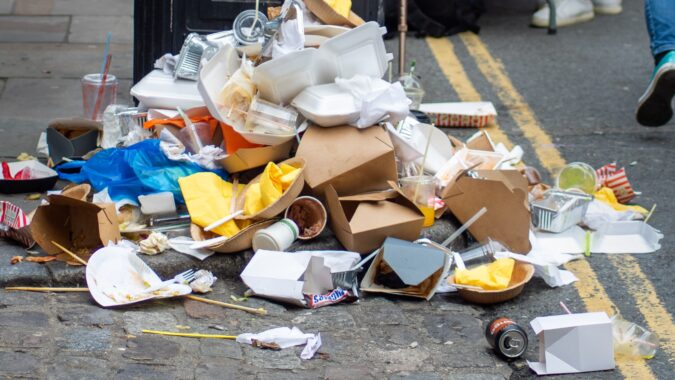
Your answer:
[217,60,256,130]
[56,139,228,204]
[612,315,658,359]
[189,270,217,293]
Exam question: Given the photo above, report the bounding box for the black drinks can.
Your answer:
[485,317,528,359]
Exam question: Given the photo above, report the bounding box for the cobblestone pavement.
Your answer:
[0,279,547,380]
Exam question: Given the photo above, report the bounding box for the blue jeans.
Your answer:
[645,0,675,57]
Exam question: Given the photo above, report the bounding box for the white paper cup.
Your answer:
[252,219,299,252]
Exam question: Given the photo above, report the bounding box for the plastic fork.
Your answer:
[143,269,196,293]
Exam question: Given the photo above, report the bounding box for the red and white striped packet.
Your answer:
[0,201,34,248]
[595,163,635,204]
[0,201,28,229]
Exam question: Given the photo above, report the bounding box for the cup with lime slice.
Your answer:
[556,162,598,194]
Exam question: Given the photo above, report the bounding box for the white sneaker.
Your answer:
[592,0,622,15]
[532,0,594,28]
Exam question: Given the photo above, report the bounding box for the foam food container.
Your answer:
[131,70,204,110]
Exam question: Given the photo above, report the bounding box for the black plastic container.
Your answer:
[133,0,384,84]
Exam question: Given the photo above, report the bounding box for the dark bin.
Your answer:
[133,0,385,84]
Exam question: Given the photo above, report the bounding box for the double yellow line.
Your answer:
[427,34,673,378]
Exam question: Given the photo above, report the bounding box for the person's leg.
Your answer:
[636,0,675,127]
[645,0,675,60]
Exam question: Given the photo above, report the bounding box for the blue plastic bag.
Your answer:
[57,139,228,204]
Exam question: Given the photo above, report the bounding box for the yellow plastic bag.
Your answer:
[178,172,249,237]
[244,162,301,216]
[594,187,648,215]
[454,258,515,290]
[324,0,351,18]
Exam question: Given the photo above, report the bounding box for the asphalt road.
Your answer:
[0,0,673,378]
[384,0,674,378]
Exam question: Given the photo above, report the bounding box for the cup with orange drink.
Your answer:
[399,175,437,227]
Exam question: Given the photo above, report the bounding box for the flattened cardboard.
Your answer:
[304,0,365,27]
[31,195,120,255]
[528,312,615,375]
[324,184,424,254]
[218,139,294,173]
[296,125,398,196]
[360,237,450,300]
[441,170,531,253]
[466,130,496,152]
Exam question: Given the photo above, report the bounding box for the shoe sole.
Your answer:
[636,64,675,127]
[531,11,594,28]
[594,5,622,15]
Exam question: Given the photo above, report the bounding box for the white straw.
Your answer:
[204,210,244,232]
[441,207,487,247]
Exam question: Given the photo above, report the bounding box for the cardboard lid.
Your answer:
[382,237,446,286]
[304,0,365,27]
[296,125,397,195]
[442,170,531,253]
[218,139,294,173]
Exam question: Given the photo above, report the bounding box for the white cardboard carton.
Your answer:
[240,250,360,307]
[528,312,615,375]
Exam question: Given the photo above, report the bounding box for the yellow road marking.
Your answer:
[427,33,662,378]
[608,255,675,359]
[458,33,566,175]
[424,37,512,149]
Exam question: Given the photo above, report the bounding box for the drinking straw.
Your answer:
[560,301,573,314]
[644,204,657,223]
[100,32,112,76]
[249,0,261,38]
[185,295,267,315]
[51,240,88,265]
[441,207,487,247]
[5,287,88,292]
[142,330,237,340]
[412,124,435,203]
[90,54,112,120]
[205,210,244,232]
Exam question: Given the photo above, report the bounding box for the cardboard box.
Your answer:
[296,125,398,196]
[240,250,361,307]
[324,183,424,254]
[31,195,120,255]
[441,170,531,253]
[360,237,450,300]
[419,102,497,128]
[528,312,615,375]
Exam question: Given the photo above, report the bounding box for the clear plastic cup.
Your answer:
[556,162,598,194]
[399,175,437,227]
[81,73,118,121]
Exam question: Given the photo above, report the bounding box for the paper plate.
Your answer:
[235,157,306,220]
[449,262,534,304]
[86,246,192,307]
[190,219,277,254]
